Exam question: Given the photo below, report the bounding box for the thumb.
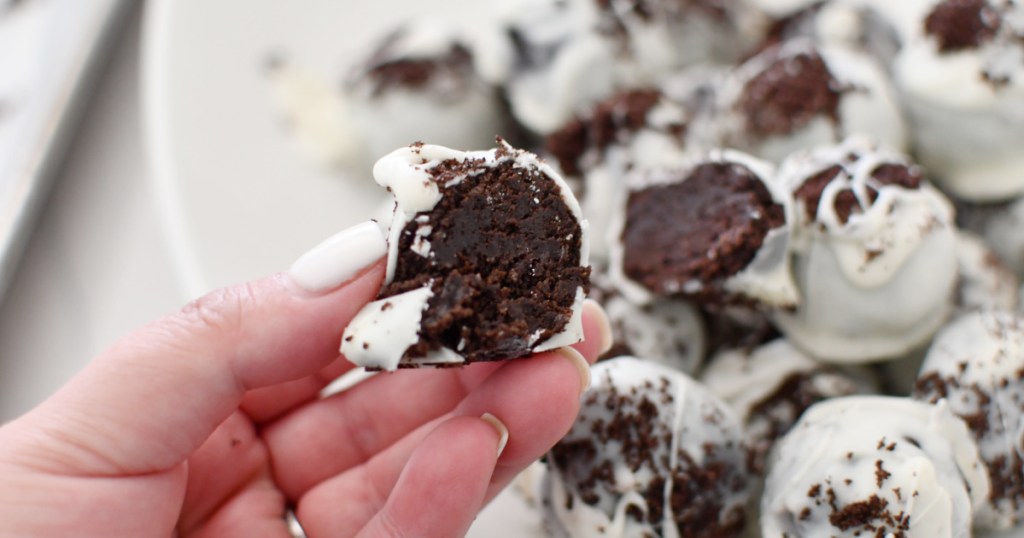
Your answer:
[1,222,386,477]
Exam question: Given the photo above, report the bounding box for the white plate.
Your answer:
[141,0,543,536]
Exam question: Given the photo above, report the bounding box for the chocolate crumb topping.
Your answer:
[793,165,862,224]
[828,494,910,537]
[924,0,1001,53]
[550,367,751,537]
[620,161,785,303]
[793,161,923,225]
[739,48,845,138]
[381,150,589,363]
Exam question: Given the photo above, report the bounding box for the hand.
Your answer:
[0,222,612,537]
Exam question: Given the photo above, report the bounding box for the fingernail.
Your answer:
[289,221,387,293]
[555,347,591,397]
[480,413,509,458]
[583,299,614,356]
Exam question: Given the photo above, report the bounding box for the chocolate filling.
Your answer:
[620,161,785,302]
[380,147,590,364]
[739,48,844,138]
[924,0,1001,53]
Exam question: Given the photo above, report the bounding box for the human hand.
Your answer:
[0,222,612,537]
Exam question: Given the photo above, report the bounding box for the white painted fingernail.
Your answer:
[480,413,509,458]
[555,347,591,397]
[289,221,387,293]
[583,299,614,356]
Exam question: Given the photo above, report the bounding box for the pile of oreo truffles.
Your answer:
[290,0,1024,536]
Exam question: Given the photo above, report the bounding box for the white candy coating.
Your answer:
[341,141,589,370]
[762,396,991,538]
[544,357,753,538]
[983,196,1024,280]
[717,38,907,163]
[771,137,957,363]
[603,293,707,374]
[914,310,1024,529]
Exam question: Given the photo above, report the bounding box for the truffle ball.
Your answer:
[914,310,1024,530]
[762,396,991,538]
[717,38,907,163]
[893,0,1024,201]
[771,137,957,363]
[544,357,754,538]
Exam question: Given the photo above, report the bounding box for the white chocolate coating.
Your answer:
[717,39,908,163]
[771,137,957,363]
[954,230,1019,316]
[341,141,589,370]
[982,196,1024,280]
[544,357,753,538]
[762,396,991,538]
[914,310,1024,530]
[607,149,799,308]
[603,293,707,374]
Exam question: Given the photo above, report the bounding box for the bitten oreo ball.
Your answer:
[340,141,590,370]
[914,310,1024,531]
[543,357,754,538]
[608,150,797,308]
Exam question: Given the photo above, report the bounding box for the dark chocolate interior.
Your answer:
[620,161,785,303]
[380,147,590,364]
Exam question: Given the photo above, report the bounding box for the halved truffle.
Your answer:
[608,150,797,308]
[340,140,590,370]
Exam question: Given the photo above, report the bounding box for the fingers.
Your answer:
[3,222,387,476]
[176,411,269,534]
[264,363,499,499]
[301,415,505,538]
[295,334,602,534]
[184,476,290,538]
[265,300,610,500]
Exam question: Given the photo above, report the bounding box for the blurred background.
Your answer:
[0,0,181,423]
